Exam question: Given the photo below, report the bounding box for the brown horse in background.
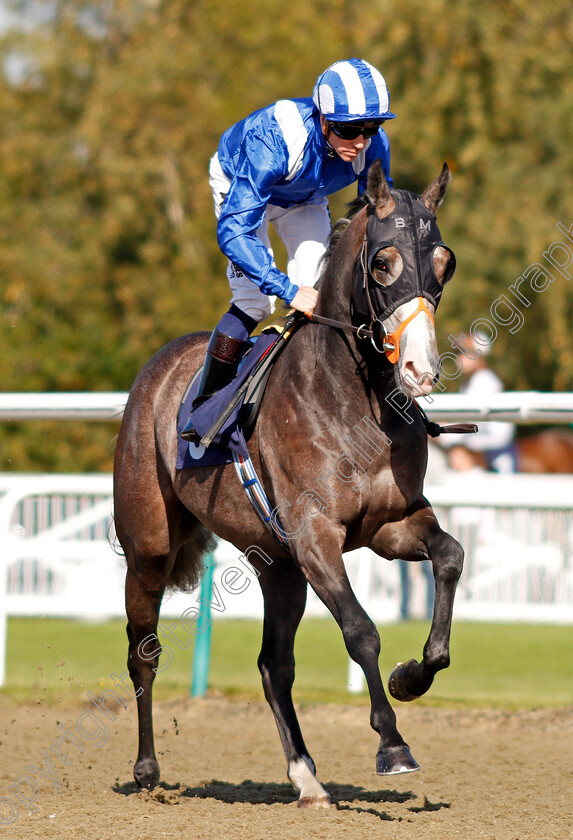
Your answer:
[445,428,573,473]
[113,161,462,807]
[518,429,573,472]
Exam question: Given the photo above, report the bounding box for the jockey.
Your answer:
[182,58,396,443]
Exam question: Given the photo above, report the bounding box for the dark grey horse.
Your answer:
[113,161,463,807]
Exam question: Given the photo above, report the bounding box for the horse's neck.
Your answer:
[277,320,421,488]
[282,208,402,428]
[288,293,396,433]
[315,224,359,325]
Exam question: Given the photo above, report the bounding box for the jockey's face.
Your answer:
[320,116,366,162]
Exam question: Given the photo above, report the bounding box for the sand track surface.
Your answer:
[1,697,572,839]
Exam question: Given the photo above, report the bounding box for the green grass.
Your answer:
[1,617,572,709]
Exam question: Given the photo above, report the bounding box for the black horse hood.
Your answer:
[353,189,456,322]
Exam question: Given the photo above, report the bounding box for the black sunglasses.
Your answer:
[328,120,384,140]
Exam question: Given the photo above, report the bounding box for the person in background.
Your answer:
[399,560,434,621]
[182,58,396,442]
[442,331,516,473]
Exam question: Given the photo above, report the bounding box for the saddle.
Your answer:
[213,310,303,445]
[177,311,303,465]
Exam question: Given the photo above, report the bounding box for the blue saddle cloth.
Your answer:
[176,332,277,469]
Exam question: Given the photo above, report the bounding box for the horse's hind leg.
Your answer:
[122,527,208,788]
[124,546,169,789]
[257,560,331,808]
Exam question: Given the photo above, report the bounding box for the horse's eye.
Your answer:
[370,245,402,286]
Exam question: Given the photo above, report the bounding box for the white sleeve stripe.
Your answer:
[274,100,308,181]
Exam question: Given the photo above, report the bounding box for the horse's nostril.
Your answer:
[403,362,435,395]
[404,361,423,379]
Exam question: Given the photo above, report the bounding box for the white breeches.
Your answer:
[209,153,331,321]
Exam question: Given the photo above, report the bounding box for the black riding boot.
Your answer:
[180,329,250,443]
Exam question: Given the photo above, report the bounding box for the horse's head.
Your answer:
[352,161,455,397]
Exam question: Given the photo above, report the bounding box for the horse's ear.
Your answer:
[367,159,393,214]
[421,162,451,212]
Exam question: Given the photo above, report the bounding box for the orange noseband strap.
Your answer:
[384,297,435,364]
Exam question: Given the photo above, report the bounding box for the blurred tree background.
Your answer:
[0,0,572,471]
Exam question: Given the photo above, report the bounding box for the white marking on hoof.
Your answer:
[288,757,330,808]
[298,794,331,809]
[385,764,420,775]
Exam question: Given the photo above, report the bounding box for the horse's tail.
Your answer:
[167,522,217,592]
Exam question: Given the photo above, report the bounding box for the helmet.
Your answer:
[313,58,396,122]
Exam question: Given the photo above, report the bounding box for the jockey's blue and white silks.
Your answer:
[214,97,393,306]
[313,58,396,122]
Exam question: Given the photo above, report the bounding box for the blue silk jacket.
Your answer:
[215,97,392,304]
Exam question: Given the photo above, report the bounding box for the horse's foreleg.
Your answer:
[294,536,419,777]
[125,558,168,789]
[257,562,331,808]
[388,525,463,702]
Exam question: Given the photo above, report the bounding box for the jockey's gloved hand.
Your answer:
[289,287,318,314]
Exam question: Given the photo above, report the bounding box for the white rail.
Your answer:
[419,391,573,424]
[0,392,129,421]
[1,391,573,423]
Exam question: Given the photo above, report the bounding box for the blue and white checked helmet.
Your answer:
[313,58,396,122]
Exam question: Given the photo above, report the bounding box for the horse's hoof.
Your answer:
[376,744,420,775]
[298,794,331,809]
[388,659,423,702]
[134,758,160,789]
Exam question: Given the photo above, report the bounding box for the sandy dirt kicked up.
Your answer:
[1,697,572,839]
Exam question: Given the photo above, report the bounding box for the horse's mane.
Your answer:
[319,192,372,276]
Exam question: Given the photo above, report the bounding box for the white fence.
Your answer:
[1,469,572,623]
[2,392,573,686]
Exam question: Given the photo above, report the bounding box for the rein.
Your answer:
[303,310,393,350]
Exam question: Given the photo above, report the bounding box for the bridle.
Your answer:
[304,231,434,363]
[302,194,477,438]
